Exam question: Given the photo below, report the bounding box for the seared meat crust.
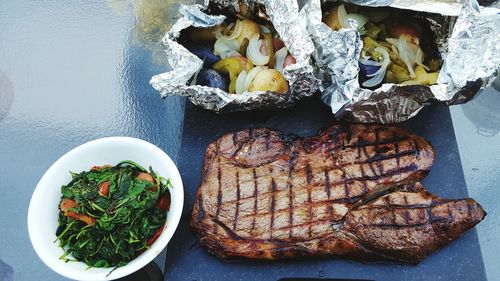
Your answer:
[191,124,485,263]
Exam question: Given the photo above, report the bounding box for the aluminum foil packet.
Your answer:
[303,0,500,123]
[150,0,318,112]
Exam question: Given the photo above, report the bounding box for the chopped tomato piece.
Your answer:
[137,172,154,183]
[137,172,157,191]
[60,198,78,212]
[91,164,112,171]
[98,181,110,197]
[60,198,95,225]
[146,226,164,246]
[65,211,96,225]
[158,193,171,211]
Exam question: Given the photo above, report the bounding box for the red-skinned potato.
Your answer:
[272,38,285,52]
[283,55,296,67]
[389,24,421,45]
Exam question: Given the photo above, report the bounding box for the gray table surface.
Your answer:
[0,1,498,280]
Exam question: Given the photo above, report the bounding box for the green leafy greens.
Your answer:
[55,160,171,270]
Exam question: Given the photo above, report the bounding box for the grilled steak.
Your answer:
[191,124,485,263]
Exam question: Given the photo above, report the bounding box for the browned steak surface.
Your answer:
[191,124,485,263]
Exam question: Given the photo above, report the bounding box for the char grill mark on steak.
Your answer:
[214,156,222,235]
[393,131,401,166]
[270,178,277,239]
[250,168,258,235]
[192,124,485,263]
[305,163,313,239]
[211,125,432,240]
[325,170,332,199]
[218,164,419,209]
[233,171,240,231]
[287,151,298,240]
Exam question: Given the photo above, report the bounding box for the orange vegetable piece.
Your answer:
[136,172,154,183]
[60,198,78,212]
[99,181,110,197]
[146,226,164,246]
[158,194,170,211]
[90,164,112,171]
[66,211,96,226]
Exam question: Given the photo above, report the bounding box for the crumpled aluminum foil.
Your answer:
[304,0,500,123]
[150,0,319,112]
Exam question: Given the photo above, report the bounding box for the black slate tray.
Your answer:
[164,96,486,281]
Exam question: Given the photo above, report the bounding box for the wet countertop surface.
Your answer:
[0,1,498,280]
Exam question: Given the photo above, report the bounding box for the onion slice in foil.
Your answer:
[386,35,427,78]
[217,20,243,41]
[338,4,350,29]
[274,47,288,73]
[235,70,247,95]
[362,47,390,87]
[246,35,270,66]
[243,66,265,92]
[214,37,240,59]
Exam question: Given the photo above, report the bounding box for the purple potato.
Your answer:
[359,61,381,77]
[186,44,220,67]
[196,68,229,92]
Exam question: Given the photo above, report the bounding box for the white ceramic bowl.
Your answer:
[27,137,184,281]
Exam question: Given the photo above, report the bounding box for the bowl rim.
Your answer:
[27,136,184,281]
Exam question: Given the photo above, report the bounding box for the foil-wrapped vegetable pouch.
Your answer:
[150,0,318,112]
[304,0,499,123]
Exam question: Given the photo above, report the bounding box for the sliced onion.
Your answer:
[337,4,350,29]
[216,20,243,41]
[359,58,382,66]
[246,34,270,66]
[243,66,265,92]
[274,47,288,73]
[391,44,398,55]
[415,48,429,70]
[347,13,369,33]
[263,33,274,68]
[359,58,383,67]
[386,36,424,78]
[360,48,369,59]
[235,70,247,95]
[362,47,390,87]
[214,37,241,59]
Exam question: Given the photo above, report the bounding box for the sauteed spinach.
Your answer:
[55,160,171,269]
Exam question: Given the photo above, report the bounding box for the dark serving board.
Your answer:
[164,96,486,281]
